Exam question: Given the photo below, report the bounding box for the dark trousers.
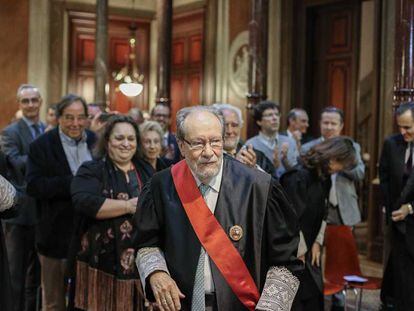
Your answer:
[3,223,40,311]
[381,228,414,311]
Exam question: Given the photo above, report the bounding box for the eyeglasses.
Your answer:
[62,114,87,122]
[20,97,40,105]
[182,137,223,151]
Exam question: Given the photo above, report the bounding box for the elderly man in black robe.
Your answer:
[135,105,301,311]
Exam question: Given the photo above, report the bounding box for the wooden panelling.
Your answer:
[170,9,204,131]
[328,59,350,110]
[307,2,358,136]
[189,74,201,105]
[69,11,150,113]
[0,0,29,128]
[328,12,352,53]
[189,35,202,64]
[172,39,185,67]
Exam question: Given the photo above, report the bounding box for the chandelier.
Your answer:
[113,24,144,97]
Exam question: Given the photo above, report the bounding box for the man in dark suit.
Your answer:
[1,84,45,311]
[26,94,96,310]
[379,102,414,310]
[151,103,180,165]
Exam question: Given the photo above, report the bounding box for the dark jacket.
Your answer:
[26,127,96,258]
[161,132,181,166]
[236,141,276,178]
[135,156,301,310]
[1,119,44,225]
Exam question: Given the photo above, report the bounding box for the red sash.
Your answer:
[171,160,259,310]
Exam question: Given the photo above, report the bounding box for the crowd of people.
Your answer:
[0,83,412,311]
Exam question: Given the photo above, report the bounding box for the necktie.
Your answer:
[32,124,41,138]
[329,174,338,206]
[192,183,209,311]
[406,143,413,175]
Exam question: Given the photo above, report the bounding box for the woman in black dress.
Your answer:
[70,115,153,310]
[281,136,357,311]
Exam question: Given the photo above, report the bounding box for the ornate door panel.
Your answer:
[308,2,359,136]
[69,12,150,113]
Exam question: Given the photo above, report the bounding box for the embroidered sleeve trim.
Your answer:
[256,266,300,311]
[0,174,16,212]
[135,247,169,295]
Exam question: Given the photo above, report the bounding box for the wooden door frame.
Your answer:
[284,0,361,138]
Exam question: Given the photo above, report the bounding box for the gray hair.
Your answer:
[212,103,244,126]
[176,105,225,140]
[16,84,41,99]
[139,120,165,148]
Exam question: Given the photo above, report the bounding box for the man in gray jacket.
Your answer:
[302,106,364,227]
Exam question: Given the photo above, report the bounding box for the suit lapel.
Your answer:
[50,128,72,175]
[17,119,34,145]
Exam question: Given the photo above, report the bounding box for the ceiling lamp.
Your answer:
[113,24,144,97]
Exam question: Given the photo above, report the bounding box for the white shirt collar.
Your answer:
[190,157,223,193]
[259,131,279,142]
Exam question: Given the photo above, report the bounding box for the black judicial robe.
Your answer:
[135,155,301,310]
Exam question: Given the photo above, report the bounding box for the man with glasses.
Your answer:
[151,103,180,165]
[213,103,275,176]
[135,105,301,311]
[26,94,96,310]
[245,101,298,178]
[1,84,45,311]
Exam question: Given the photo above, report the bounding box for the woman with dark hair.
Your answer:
[70,115,152,310]
[280,136,357,311]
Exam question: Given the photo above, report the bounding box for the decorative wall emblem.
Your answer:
[229,31,249,98]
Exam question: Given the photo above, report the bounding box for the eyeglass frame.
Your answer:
[19,97,41,105]
[181,137,223,151]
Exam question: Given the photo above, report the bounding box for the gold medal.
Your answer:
[229,225,243,241]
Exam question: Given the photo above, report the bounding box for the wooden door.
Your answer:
[170,10,204,132]
[306,1,360,137]
[68,12,150,113]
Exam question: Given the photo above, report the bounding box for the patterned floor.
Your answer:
[323,254,383,311]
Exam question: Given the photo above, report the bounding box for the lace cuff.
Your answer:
[0,174,16,212]
[256,266,299,311]
[135,247,169,295]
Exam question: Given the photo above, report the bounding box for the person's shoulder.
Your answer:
[225,155,271,182]
[245,135,260,145]
[279,134,295,145]
[302,138,320,150]
[2,120,21,135]
[384,133,402,144]
[33,127,57,145]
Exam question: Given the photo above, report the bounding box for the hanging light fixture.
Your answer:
[113,24,144,97]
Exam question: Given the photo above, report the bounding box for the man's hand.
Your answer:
[236,144,257,168]
[272,146,280,168]
[280,142,289,160]
[311,242,321,267]
[392,204,411,222]
[149,271,185,311]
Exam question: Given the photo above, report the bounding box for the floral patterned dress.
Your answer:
[71,157,152,311]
